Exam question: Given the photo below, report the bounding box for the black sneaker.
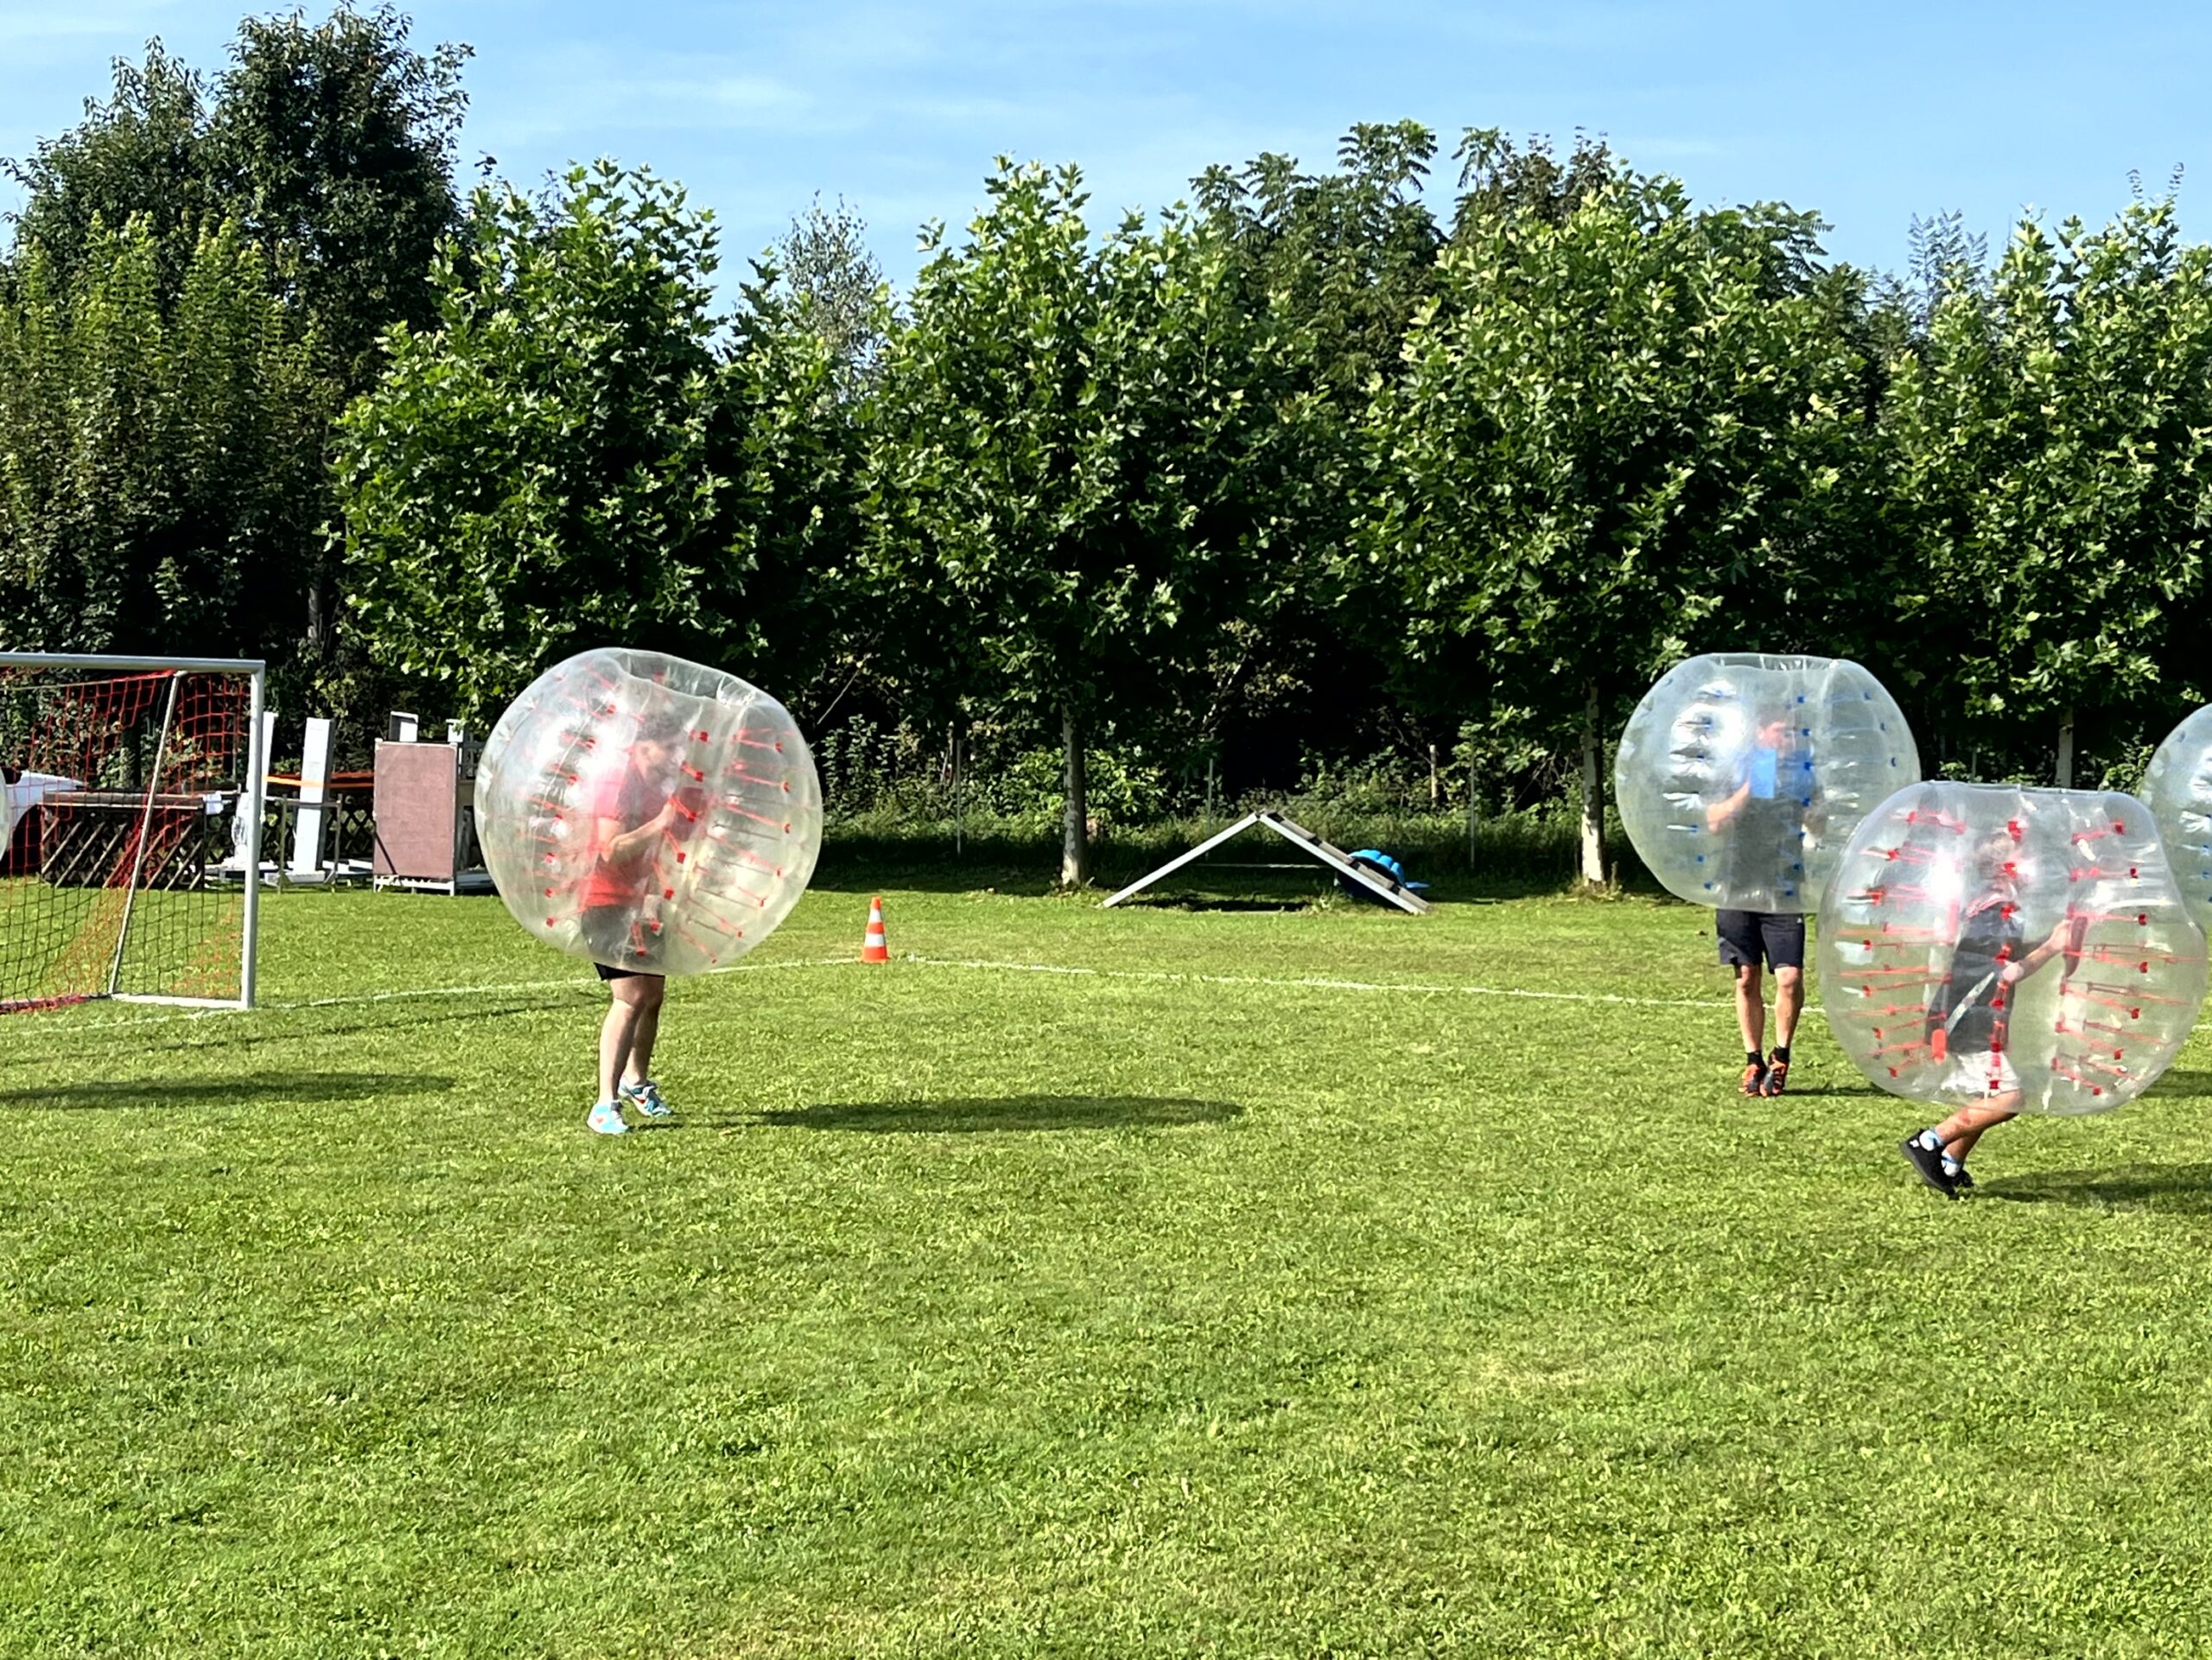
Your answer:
[1739,1061,1768,1097]
[1761,1053,1790,1097]
[1953,1165,1975,1192]
[1899,1136,1959,1199]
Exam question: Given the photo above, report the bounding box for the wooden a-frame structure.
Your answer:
[1101,809,1432,915]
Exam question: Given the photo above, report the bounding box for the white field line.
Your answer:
[10,954,852,1036]
[15,948,1791,1038]
[272,953,846,1013]
[895,953,1803,1012]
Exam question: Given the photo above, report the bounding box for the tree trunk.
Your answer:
[2056,709,2075,790]
[1580,681,1608,887]
[1465,732,1479,872]
[1061,705,1088,887]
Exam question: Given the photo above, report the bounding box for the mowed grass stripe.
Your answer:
[3,886,2212,1656]
[6,932,1745,1060]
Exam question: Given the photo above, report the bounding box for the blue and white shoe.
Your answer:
[587,1098,629,1136]
[621,1078,672,1119]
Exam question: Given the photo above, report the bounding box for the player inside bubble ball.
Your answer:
[1705,709,1812,1097]
[577,709,694,1135]
[1898,831,2076,1199]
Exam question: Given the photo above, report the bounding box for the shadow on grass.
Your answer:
[1976,1161,2212,1212]
[2149,1067,2212,1097]
[0,1072,454,1110]
[750,1094,1243,1133]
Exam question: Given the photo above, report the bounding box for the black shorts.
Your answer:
[582,905,658,982]
[1716,909,1804,972]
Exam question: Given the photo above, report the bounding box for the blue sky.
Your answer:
[3,1,2209,290]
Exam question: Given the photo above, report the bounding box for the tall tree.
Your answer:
[336,164,730,727]
[3,44,216,298]
[0,218,327,661]
[866,161,1289,883]
[212,3,471,391]
[717,257,872,709]
[771,195,887,393]
[8,9,467,377]
[213,3,472,660]
[1885,199,2212,785]
[1190,124,1444,778]
[1196,121,1441,403]
[1365,164,1869,883]
[3,8,473,683]
[1449,125,1618,238]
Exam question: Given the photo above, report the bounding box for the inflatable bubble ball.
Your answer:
[2141,705,2212,934]
[1818,782,2207,1116]
[475,649,823,976]
[1616,654,1919,913]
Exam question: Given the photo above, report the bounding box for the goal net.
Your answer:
[0,653,264,1012]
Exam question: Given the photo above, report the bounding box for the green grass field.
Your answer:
[9,874,2212,1657]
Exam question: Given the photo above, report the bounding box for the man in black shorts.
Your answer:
[1707,708,1804,1096]
[1715,908,1803,1096]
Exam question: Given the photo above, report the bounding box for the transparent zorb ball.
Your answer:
[475,649,823,975]
[2141,705,2212,934]
[1818,782,2207,1115]
[1616,654,1919,913]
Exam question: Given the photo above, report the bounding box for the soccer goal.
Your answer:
[0,653,265,1013]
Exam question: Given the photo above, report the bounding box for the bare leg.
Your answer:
[599,976,662,1102]
[1936,1095,2019,1163]
[1772,965,1804,1051]
[1734,963,1766,1055]
[624,979,665,1087]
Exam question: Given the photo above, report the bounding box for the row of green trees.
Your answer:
[8,11,2212,885]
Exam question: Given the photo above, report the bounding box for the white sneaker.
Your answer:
[586,1099,629,1135]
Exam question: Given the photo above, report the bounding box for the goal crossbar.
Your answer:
[0,652,266,1010]
[0,652,272,675]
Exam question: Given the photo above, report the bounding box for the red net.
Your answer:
[1,665,256,1011]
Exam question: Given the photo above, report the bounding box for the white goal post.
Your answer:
[0,652,266,1012]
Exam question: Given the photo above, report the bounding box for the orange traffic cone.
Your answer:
[860,896,890,963]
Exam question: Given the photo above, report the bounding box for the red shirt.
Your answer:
[579,758,669,910]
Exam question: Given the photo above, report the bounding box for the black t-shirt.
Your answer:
[1930,891,2025,1053]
